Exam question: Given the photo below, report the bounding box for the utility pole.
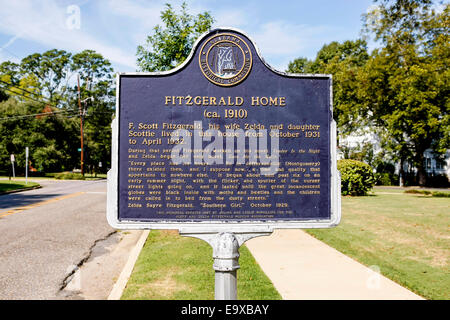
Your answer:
[77,74,84,176]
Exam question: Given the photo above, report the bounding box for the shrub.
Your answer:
[54,172,85,180]
[375,172,399,186]
[432,192,450,198]
[338,159,375,196]
[404,189,431,195]
[425,175,450,188]
[403,190,450,197]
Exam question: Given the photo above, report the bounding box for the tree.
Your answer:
[136,2,214,71]
[287,57,312,74]
[19,49,72,104]
[0,89,8,102]
[287,40,370,138]
[70,50,115,173]
[361,0,449,185]
[0,98,79,173]
[0,49,115,173]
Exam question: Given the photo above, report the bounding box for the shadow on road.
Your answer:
[0,193,65,209]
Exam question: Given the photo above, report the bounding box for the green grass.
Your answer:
[121,230,281,300]
[404,189,450,197]
[0,172,107,181]
[306,187,450,300]
[0,180,40,193]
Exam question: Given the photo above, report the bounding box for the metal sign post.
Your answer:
[10,154,15,179]
[179,230,273,299]
[25,147,29,185]
[107,28,341,300]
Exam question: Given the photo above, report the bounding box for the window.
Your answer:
[436,159,446,170]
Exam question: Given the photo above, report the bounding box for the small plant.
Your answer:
[432,192,450,198]
[375,172,399,186]
[404,189,432,195]
[404,190,450,197]
[54,172,85,180]
[338,159,375,196]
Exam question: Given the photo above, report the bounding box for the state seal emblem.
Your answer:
[199,33,252,86]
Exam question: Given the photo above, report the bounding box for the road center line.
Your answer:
[0,191,86,218]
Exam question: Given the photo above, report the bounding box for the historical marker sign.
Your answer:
[107,28,340,231]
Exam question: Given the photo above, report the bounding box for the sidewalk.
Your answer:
[245,229,424,300]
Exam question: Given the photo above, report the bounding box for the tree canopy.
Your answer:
[361,0,449,185]
[0,0,447,187]
[288,0,449,186]
[0,49,115,174]
[287,39,370,136]
[136,2,214,71]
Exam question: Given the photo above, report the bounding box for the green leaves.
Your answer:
[0,48,115,174]
[136,2,214,72]
[338,159,376,196]
[287,40,370,136]
[361,1,449,185]
[290,1,448,187]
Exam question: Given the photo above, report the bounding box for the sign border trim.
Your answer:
[107,27,341,232]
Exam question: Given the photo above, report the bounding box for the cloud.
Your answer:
[0,0,136,69]
[213,10,249,29]
[106,0,163,27]
[248,21,341,71]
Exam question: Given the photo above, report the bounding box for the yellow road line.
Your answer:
[0,191,85,218]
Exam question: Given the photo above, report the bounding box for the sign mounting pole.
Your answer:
[179,230,272,299]
[10,154,15,179]
[25,147,29,185]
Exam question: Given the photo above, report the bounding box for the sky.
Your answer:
[0,0,378,73]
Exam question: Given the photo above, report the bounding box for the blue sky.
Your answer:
[0,0,378,73]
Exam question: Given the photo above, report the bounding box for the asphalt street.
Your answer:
[0,179,114,299]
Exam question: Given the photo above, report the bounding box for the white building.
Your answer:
[338,129,450,184]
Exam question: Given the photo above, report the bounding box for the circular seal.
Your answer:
[199,33,252,87]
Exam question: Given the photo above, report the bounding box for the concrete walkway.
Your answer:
[245,229,424,300]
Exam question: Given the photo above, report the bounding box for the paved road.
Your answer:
[0,179,115,299]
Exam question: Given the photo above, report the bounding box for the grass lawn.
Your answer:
[0,180,40,193]
[121,230,281,300]
[306,187,450,300]
[0,173,107,181]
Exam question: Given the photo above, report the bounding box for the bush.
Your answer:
[425,175,450,188]
[404,189,432,195]
[54,172,85,180]
[338,159,375,196]
[404,189,450,197]
[375,172,399,186]
[432,192,450,198]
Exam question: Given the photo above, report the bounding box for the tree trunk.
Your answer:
[418,165,427,186]
[416,153,427,186]
[399,158,405,187]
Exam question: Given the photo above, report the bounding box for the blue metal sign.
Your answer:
[108,28,340,230]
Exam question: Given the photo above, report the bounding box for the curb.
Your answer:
[107,230,150,300]
[0,185,42,196]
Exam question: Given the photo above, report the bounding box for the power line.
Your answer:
[0,82,114,122]
[0,109,113,122]
[0,79,43,97]
[0,79,53,104]
[0,85,62,108]
[0,110,78,121]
